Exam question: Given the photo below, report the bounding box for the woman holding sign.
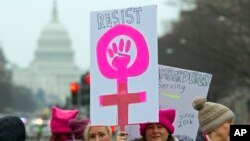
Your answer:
[117,109,179,141]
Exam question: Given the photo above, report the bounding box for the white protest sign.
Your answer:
[158,65,212,140]
[90,5,158,130]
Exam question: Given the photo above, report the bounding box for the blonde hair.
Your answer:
[83,124,112,141]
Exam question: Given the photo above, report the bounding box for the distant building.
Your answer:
[12,2,82,105]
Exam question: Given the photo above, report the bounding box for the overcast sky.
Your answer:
[0,0,181,71]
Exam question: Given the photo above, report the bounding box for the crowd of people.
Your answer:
[0,97,235,141]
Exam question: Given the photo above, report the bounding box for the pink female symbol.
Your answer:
[97,24,149,131]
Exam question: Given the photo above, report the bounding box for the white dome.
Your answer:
[39,20,70,40]
[42,21,67,34]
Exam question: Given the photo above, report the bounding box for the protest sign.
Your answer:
[90,5,158,131]
[158,65,212,140]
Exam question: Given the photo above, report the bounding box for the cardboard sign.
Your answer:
[90,5,158,131]
[158,65,212,140]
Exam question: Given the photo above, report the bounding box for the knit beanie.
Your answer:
[139,109,176,136]
[68,118,90,140]
[0,116,26,141]
[50,106,79,134]
[192,97,235,134]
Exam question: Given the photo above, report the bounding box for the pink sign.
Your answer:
[97,24,149,131]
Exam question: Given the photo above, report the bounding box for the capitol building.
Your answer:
[12,2,82,105]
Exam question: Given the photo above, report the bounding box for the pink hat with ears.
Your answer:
[50,106,79,134]
[139,109,176,136]
[68,118,90,140]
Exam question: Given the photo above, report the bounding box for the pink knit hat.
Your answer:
[139,109,176,136]
[68,118,90,140]
[50,106,79,134]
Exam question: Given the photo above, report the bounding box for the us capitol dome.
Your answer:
[12,1,82,106]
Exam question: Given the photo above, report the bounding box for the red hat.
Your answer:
[68,118,90,140]
[139,109,176,136]
[50,106,79,134]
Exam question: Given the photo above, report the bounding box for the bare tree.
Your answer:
[0,48,38,112]
[159,0,250,102]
